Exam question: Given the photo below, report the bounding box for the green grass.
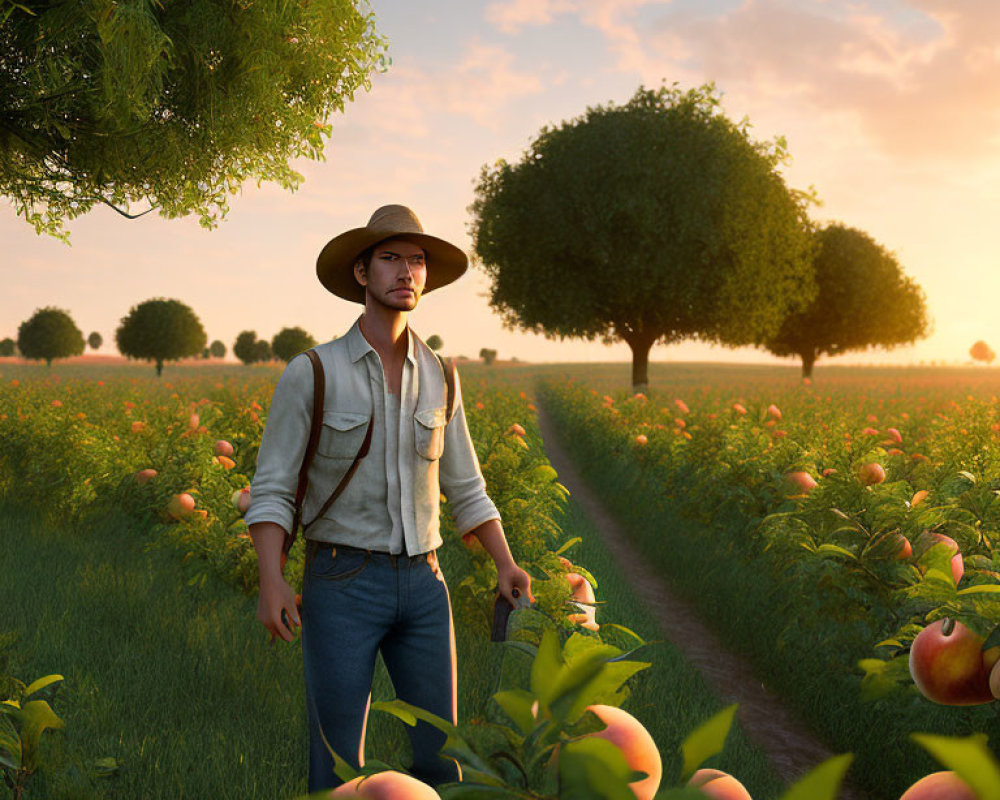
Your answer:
[1,501,506,799]
[0,487,787,799]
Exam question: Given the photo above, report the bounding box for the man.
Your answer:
[245,204,535,792]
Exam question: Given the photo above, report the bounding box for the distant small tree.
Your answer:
[252,339,273,364]
[115,298,207,376]
[0,337,14,356]
[272,326,317,362]
[201,347,211,359]
[209,340,226,359]
[426,334,443,351]
[17,306,85,367]
[87,331,102,350]
[480,347,497,365]
[233,331,259,365]
[970,340,995,364]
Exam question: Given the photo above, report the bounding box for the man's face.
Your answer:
[355,238,427,312]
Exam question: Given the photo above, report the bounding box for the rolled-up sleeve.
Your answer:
[245,352,314,533]
[439,367,501,537]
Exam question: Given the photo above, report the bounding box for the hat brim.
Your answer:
[317,228,468,304]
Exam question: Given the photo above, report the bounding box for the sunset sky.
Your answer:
[3,0,998,367]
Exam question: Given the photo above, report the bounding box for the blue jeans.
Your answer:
[300,540,462,792]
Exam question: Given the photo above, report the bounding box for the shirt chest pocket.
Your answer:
[316,410,370,460]
[414,406,447,461]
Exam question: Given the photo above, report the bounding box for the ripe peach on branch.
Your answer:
[908,618,998,706]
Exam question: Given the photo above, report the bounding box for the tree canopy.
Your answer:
[1,0,387,240]
[115,297,206,375]
[17,305,84,366]
[209,339,225,358]
[970,340,995,364]
[762,224,931,378]
[272,326,316,361]
[87,330,102,350]
[469,82,818,389]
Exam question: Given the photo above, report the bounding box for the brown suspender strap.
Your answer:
[303,414,373,530]
[290,348,452,544]
[285,348,325,556]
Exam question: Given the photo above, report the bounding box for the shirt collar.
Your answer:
[346,314,418,366]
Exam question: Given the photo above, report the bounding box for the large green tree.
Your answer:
[271,326,316,362]
[17,306,84,366]
[762,224,931,379]
[209,339,225,358]
[469,82,818,389]
[1,0,387,240]
[115,297,206,376]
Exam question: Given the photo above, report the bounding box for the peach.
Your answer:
[899,770,976,800]
[766,404,781,420]
[909,618,995,705]
[858,462,885,485]
[886,533,912,560]
[688,767,753,799]
[916,532,963,584]
[577,705,661,800]
[911,490,929,507]
[330,769,441,797]
[784,471,817,493]
[214,439,234,457]
[231,487,252,515]
[566,572,599,632]
[167,493,196,520]
[134,469,157,485]
[635,434,648,446]
[506,423,526,437]
[214,455,235,470]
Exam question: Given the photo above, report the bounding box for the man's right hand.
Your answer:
[258,576,301,644]
[248,522,301,644]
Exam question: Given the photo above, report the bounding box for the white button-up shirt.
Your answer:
[245,315,500,555]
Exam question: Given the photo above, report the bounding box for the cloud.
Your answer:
[628,0,1000,162]
[485,0,578,34]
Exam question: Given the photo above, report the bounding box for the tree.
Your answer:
[17,306,85,367]
[115,297,206,376]
[0,337,14,356]
[252,339,273,363]
[469,82,818,390]
[1,0,388,241]
[970,340,995,365]
[233,331,259,365]
[209,339,226,359]
[271,326,317,362]
[425,334,443,351]
[479,347,497,366]
[201,347,211,359]
[762,224,931,379]
[87,331,102,350]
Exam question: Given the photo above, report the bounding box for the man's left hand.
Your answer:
[497,563,536,609]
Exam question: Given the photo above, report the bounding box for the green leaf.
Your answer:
[777,753,854,800]
[0,728,22,770]
[816,544,857,560]
[531,465,558,483]
[560,736,641,799]
[23,675,63,699]
[679,704,738,780]
[529,628,564,703]
[14,700,63,772]
[492,688,537,735]
[910,733,1000,800]
[958,585,1000,596]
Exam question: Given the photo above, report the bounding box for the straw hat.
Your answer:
[316,205,469,304]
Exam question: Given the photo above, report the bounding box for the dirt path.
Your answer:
[534,403,877,800]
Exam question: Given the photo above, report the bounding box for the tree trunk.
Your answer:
[156,359,163,377]
[623,330,658,391]
[801,349,816,380]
